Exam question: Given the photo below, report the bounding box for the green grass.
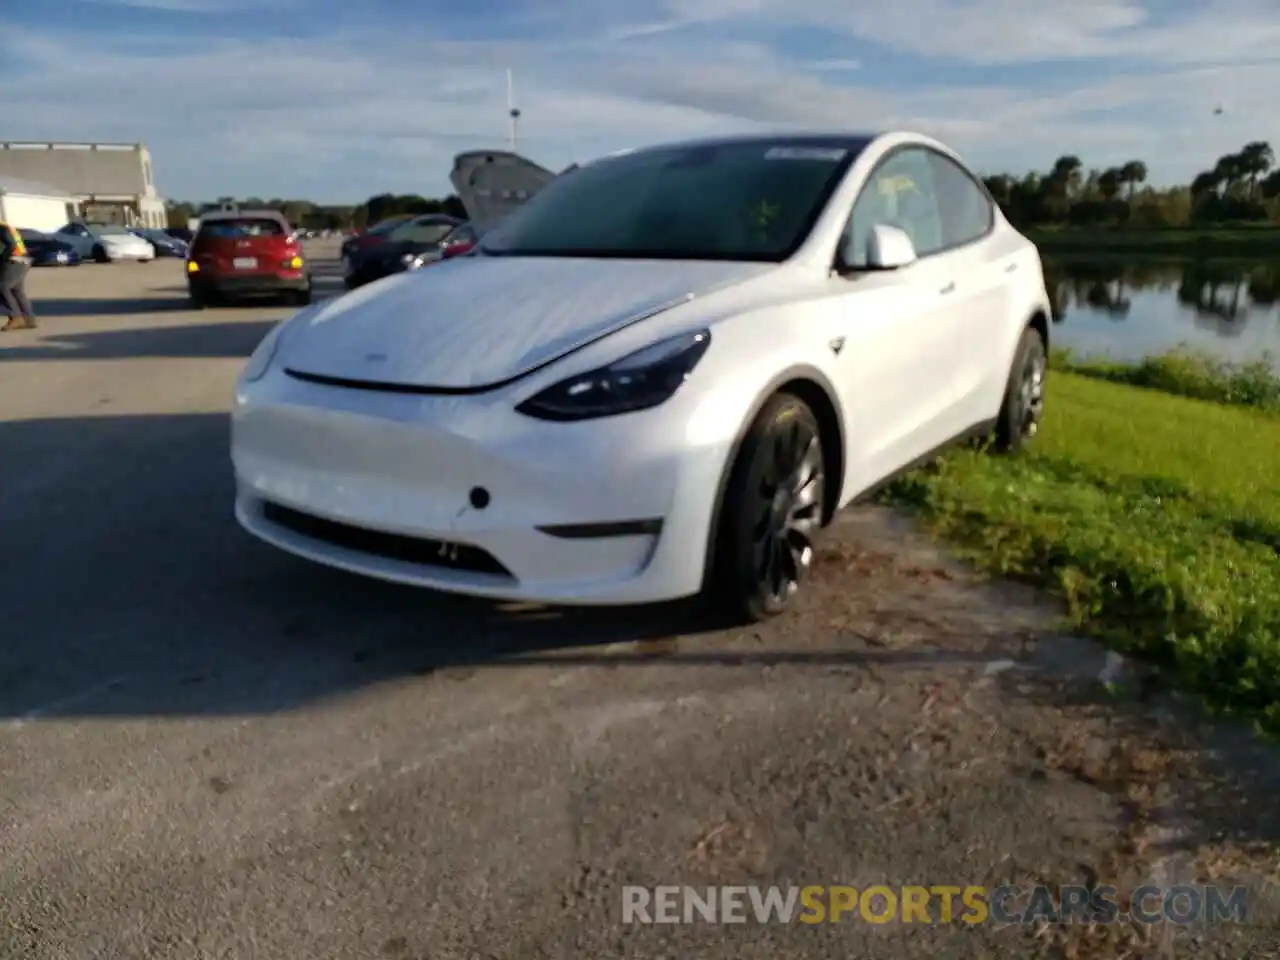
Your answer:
[1052,347,1280,414]
[1026,225,1280,256]
[882,355,1280,736]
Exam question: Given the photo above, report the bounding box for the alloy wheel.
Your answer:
[751,418,825,606]
[1020,348,1046,438]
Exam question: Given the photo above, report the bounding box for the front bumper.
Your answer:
[231,368,730,604]
[343,258,406,288]
[32,252,77,266]
[102,245,152,260]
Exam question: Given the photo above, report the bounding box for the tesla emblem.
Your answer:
[364,352,387,362]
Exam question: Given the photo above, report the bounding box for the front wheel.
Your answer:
[710,393,827,622]
[92,244,109,263]
[993,327,1046,453]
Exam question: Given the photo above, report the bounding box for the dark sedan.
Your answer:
[342,214,461,289]
[131,228,188,258]
[19,229,82,267]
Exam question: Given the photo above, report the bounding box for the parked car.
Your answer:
[406,222,479,271]
[338,214,417,266]
[130,228,188,258]
[231,132,1052,620]
[19,229,82,267]
[342,214,461,289]
[53,222,155,263]
[186,209,312,308]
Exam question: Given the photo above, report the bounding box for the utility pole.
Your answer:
[507,67,521,153]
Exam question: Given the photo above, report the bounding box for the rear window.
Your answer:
[199,218,287,239]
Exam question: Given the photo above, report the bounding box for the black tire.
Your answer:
[290,286,312,306]
[993,327,1046,453]
[189,294,205,310]
[92,244,109,264]
[710,393,827,622]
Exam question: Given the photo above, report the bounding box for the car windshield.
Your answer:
[199,218,286,239]
[479,139,864,261]
[367,216,414,235]
[387,219,455,244]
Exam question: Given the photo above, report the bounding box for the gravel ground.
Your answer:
[1,247,1277,959]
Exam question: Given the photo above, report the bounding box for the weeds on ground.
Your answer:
[1052,346,1280,414]
[882,358,1280,737]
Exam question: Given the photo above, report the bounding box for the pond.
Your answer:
[1044,258,1280,370]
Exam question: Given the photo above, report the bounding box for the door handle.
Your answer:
[939,281,956,295]
[1005,262,1018,273]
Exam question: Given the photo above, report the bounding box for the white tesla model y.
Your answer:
[232,132,1052,620]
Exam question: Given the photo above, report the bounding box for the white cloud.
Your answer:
[805,59,862,71]
[82,0,291,9]
[2,1,1279,200]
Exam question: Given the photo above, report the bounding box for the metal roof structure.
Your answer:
[0,142,154,198]
[0,173,76,199]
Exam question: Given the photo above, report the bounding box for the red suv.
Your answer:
[186,210,312,308]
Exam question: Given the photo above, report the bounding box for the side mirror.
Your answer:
[865,224,917,270]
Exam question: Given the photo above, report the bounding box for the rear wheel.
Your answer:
[993,327,1046,453]
[92,244,109,263]
[289,286,312,306]
[710,393,826,622]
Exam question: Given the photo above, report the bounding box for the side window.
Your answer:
[928,152,994,248]
[841,148,943,267]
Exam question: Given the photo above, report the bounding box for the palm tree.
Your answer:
[1049,155,1083,195]
[1190,171,1221,198]
[1212,153,1244,195]
[1119,160,1148,200]
[1098,168,1123,201]
[1237,141,1274,196]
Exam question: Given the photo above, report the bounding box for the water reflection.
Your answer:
[1044,257,1280,367]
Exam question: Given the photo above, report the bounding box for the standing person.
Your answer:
[0,219,37,331]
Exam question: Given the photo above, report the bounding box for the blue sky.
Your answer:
[2,0,1278,203]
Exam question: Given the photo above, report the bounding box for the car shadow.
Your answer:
[0,320,279,361]
[0,410,1018,720]
[31,298,195,317]
[7,410,1280,896]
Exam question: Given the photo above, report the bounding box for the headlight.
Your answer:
[241,320,288,383]
[516,329,711,421]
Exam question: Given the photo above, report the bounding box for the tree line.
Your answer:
[166,140,1280,233]
[982,141,1280,229]
[164,192,468,231]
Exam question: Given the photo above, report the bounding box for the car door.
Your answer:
[926,150,1013,424]
[833,147,970,486]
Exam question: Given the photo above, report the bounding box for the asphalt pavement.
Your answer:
[1,243,1276,959]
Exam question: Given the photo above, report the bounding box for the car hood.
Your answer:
[99,233,147,245]
[449,150,557,232]
[280,257,774,390]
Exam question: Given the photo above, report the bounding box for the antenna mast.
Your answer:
[507,68,521,152]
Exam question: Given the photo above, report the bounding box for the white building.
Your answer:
[0,174,81,232]
[0,142,167,228]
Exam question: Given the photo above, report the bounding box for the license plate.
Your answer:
[233,257,258,269]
